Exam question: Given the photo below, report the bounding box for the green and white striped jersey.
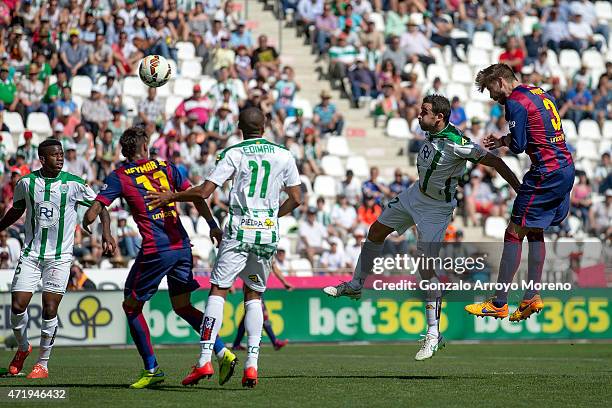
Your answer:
[12,170,96,260]
[207,138,301,246]
[417,124,487,203]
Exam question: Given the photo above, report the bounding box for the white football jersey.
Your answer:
[207,137,301,245]
[13,170,96,260]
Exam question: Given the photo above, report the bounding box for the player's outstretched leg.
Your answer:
[9,293,33,375]
[323,221,392,300]
[123,299,165,389]
[172,296,237,385]
[27,292,63,379]
[242,295,263,388]
[182,294,225,386]
[416,275,445,361]
[466,225,525,319]
[510,230,545,321]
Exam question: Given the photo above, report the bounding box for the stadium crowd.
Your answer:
[0,0,609,282]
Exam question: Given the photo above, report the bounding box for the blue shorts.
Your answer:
[125,248,200,301]
[511,165,575,229]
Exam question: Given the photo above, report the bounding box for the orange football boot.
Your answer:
[26,364,48,379]
[242,367,258,388]
[9,344,32,375]
[510,295,544,322]
[182,362,214,386]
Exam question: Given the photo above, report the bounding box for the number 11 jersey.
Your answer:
[208,138,301,246]
[96,159,191,255]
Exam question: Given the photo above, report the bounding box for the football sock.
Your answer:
[494,229,524,307]
[524,230,545,300]
[425,276,442,337]
[123,302,158,371]
[350,239,383,290]
[37,317,58,369]
[174,304,226,359]
[244,299,263,369]
[197,295,224,368]
[10,310,29,352]
[233,317,246,347]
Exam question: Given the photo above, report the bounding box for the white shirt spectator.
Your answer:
[568,20,593,40]
[320,246,345,272]
[297,0,323,22]
[400,30,431,56]
[331,204,357,230]
[351,0,373,16]
[570,1,598,27]
[180,142,201,164]
[298,219,328,248]
[344,242,361,269]
[338,177,362,206]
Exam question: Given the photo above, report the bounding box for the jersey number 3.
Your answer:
[248,160,271,198]
[543,98,561,131]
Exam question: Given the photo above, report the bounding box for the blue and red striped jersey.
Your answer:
[505,85,573,174]
[96,159,191,255]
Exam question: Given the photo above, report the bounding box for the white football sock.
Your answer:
[216,347,227,361]
[350,239,383,290]
[10,311,29,352]
[425,276,441,337]
[244,299,263,370]
[197,295,225,368]
[38,317,58,368]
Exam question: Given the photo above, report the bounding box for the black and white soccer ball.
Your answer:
[138,55,172,88]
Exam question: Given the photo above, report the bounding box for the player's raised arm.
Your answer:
[146,180,218,208]
[479,152,522,193]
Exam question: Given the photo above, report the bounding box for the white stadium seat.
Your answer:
[278,215,297,236]
[326,136,350,157]
[445,83,468,102]
[165,95,183,116]
[561,119,578,143]
[345,156,369,179]
[179,215,196,238]
[313,175,338,198]
[465,101,488,121]
[292,98,313,119]
[176,41,196,61]
[484,217,506,239]
[472,31,494,51]
[575,139,600,161]
[469,85,491,103]
[290,258,313,277]
[402,63,426,84]
[451,63,473,85]
[522,15,539,36]
[426,64,449,83]
[72,94,84,110]
[595,1,612,21]
[603,121,612,140]
[386,117,411,139]
[122,76,146,99]
[199,76,217,94]
[191,237,213,260]
[173,78,195,98]
[368,12,385,32]
[122,96,138,117]
[582,49,605,70]
[1,131,15,155]
[559,49,582,72]
[578,119,602,141]
[26,112,52,137]
[180,60,203,79]
[320,155,345,178]
[71,75,93,97]
[467,48,490,67]
[3,112,24,136]
[156,81,172,98]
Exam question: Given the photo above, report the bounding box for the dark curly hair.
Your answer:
[120,126,149,160]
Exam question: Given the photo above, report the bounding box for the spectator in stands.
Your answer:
[565,79,594,126]
[112,30,142,75]
[458,0,494,40]
[594,153,611,193]
[252,34,280,77]
[589,189,612,240]
[362,166,389,205]
[206,104,236,146]
[373,82,400,121]
[117,211,141,259]
[61,29,92,80]
[328,34,358,84]
[524,23,545,66]
[571,171,593,229]
[234,45,254,81]
[0,230,19,268]
[389,168,411,196]
[175,84,213,127]
[73,123,95,160]
[67,262,96,291]
[465,117,486,146]
[339,169,362,207]
[464,169,499,226]
[400,17,436,68]
[533,50,554,84]
[572,0,610,43]
[1,170,21,209]
[274,66,300,120]
[91,31,114,78]
[64,142,93,181]
[17,63,47,120]
[94,129,119,182]
[0,63,17,111]
[302,128,322,178]
[230,20,254,50]
[319,238,346,273]
[344,227,365,271]
[137,87,165,128]
[275,248,293,276]
[568,10,602,52]
[381,35,408,74]
[425,76,444,96]
[299,206,329,266]
[180,131,202,165]
[401,73,421,123]
[429,7,469,62]
[56,85,78,119]
[331,194,358,238]
[593,74,611,125]
[152,129,181,161]
[348,57,378,108]
[16,130,37,168]
[449,96,468,131]
[297,0,323,35]
[499,36,525,74]
[81,85,112,137]
[315,196,332,227]
[358,194,382,226]
[360,18,384,51]
[544,8,581,54]
[314,2,338,56]
[385,0,409,38]
[313,90,344,135]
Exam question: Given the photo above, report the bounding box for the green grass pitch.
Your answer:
[1,343,611,407]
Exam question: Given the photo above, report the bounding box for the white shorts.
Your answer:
[211,238,274,293]
[11,255,72,295]
[378,184,454,256]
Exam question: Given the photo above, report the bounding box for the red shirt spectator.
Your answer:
[357,197,382,226]
[499,37,525,73]
[175,84,213,126]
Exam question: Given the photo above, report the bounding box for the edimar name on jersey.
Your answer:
[242,144,275,155]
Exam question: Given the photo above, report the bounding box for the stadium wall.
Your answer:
[1,290,611,346]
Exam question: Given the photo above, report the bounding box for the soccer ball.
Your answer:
[138,55,172,88]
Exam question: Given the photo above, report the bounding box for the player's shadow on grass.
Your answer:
[263,375,446,380]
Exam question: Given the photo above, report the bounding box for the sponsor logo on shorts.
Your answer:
[248,274,260,283]
[201,316,216,341]
[35,201,60,228]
